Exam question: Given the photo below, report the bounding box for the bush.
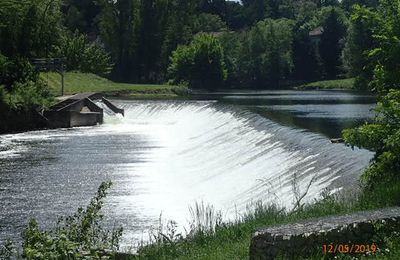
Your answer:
[22,181,122,260]
[5,80,53,111]
[343,89,400,188]
[54,32,113,77]
[192,13,227,34]
[0,57,39,90]
[168,34,227,90]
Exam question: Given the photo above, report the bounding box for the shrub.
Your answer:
[5,80,53,111]
[168,34,227,90]
[0,57,39,90]
[343,89,400,188]
[23,181,122,260]
[54,32,113,77]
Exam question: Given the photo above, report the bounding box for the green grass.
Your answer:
[133,178,400,260]
[40,72,188,98]
[296,78,356,90]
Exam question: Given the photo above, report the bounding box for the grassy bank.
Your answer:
[295,78,355,90]
[133,178,400,259]
[40,72,188,99]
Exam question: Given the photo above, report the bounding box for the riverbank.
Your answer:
[294,78,356,90]
[134,178,400,259]
[40,72,189,99]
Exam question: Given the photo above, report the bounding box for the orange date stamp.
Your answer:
[323,243,377,254]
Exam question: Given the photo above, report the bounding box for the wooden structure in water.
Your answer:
[44,92,124,128]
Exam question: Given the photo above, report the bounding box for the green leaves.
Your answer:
[343,123,389,151]
[0,0,62,58]
[54,32,112,77]
[168,34,227,89]
[243,18,295,87]
[22,181,123,260]
[343,1,400,187]
[192,13,227,34]
[364,0,400,92]
[0,55,54,111]
[5,80,53,111]
[343,89,400,187]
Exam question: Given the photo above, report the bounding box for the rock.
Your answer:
[330,138,345,143]
[249,207,400,259]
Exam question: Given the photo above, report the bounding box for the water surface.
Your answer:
[0,91,375,249]
[196,90,376,138]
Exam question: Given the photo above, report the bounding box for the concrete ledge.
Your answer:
[249,207,400,259]
[102,97,124,115]
[44,111,102,128]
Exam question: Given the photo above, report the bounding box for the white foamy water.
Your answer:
[0,100,373,249]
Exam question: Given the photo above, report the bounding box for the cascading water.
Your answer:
[0,99,373,249]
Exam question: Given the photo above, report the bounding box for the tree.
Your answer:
[314,0,340,7]
[293,1,318,23]
[341,0,378,11]
[0,57,39,90]
[368,0,400,92]
[197,0,227,19]
[241,18,294,88]
[343,5,378,89]
[54,32,112,76]
[0,0,62,58]
[319,7,347,78]
[62,0,101,34]
[292,27,321,81]
[98,0,137,81]
[168,34,227,89]
[134,0,169,82]
[343,90,400,188]
[242,0,267,25]
[160,0,197,70]
[224,1,247,30]
[220,31,245,88]
[192,13,228,34]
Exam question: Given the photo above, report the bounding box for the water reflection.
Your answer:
[206,90,376,138]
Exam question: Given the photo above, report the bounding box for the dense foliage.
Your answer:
[343,5,378,89]
[0,0,62,58]
[1,0,387,89]
[168,34,227,89]
[343,90,400,187]
[54,32,112,76]
[0,55,53,110]
[342,1,400,191]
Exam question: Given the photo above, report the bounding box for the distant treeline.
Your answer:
[0,0,393,91]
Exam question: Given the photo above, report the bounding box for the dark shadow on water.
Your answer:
[197,90,377,138]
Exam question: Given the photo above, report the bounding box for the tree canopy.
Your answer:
[168,34,227,89]
[0,0,399,90]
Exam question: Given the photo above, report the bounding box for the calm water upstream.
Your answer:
[0,90,375,250]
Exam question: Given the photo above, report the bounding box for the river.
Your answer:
[0,90,375,250]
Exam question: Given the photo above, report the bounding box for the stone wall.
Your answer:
[249,207,400,259]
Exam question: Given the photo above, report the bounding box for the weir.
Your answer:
[44,92,124,128]
[0,98,374,249]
